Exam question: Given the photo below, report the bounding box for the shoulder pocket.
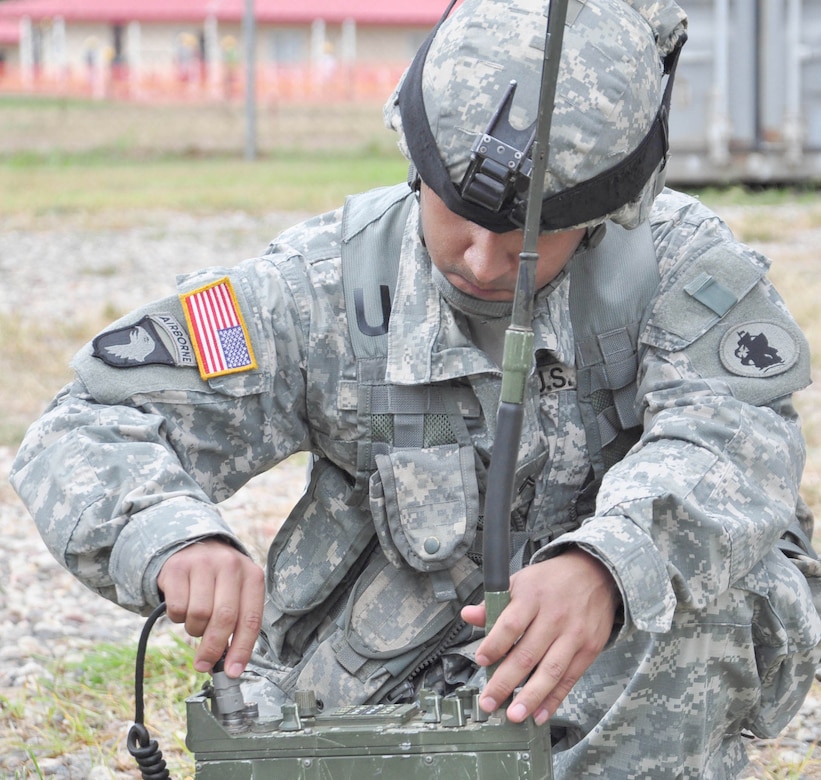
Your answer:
[642,244,810,406]
[643,243,764,351]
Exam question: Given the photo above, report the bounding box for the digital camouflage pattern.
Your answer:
[384,0,688,230]
[11,184,821,777]
[9,0,821,776]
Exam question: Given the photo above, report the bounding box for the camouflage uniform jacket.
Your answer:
[10,184,821,724]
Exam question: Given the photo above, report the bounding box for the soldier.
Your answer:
[11,0,821,776]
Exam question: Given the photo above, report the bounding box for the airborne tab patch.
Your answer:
[180,277,258,380]
[93,313,197,369]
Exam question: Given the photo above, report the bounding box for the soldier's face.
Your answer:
[419,183,585,302]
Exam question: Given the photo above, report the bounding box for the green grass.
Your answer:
[695,183,821,208]
[0,149,409,220]
[2,96,818,223]
[0,94,109,109]
[2,150,817,229]
[0,96,409,222]
[0,630,204,778]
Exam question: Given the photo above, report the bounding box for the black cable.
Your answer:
[127,602,171,780]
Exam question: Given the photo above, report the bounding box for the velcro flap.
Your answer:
[370,444,479,572]
[644,244,764,350]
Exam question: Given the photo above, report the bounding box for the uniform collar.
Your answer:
[385,205,573,385]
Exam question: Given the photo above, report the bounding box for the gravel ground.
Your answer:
[2,208,821,778]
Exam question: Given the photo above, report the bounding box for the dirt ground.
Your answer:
[0,98,394,157]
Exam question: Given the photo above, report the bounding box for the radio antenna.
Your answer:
[482,0,571,683]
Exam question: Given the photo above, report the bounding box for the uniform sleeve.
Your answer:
[9,254,311,614]
[536,192,813,634]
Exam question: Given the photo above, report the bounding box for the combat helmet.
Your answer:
[385,0,688,233]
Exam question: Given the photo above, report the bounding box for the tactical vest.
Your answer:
[340,183,660,486]
[260,184,661,706]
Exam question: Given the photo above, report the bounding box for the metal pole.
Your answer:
[243,0,257,161]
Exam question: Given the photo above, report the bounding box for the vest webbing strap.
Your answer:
[568,220,660,475]
[341,185,414,360]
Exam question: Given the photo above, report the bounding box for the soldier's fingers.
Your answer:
[475,603,544,712]
[478,629,548,714]
[223,564,266,677]
[460,603,486,628]
[157,553,193,625]
[194,588,237,673]
[194,552,265,675]
[504,635,578,723]
[159,540,229,629]
[184,575,217,639]
[159,581,190,625]
[475,590,540,665]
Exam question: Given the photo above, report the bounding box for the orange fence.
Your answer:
[0,62,408,103]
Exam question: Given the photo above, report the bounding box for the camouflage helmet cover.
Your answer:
[385,0,688,232]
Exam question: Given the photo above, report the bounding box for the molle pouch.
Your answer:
[264,459,377,662]
[368,444,480,574]
[290,550,483,708]
[344,552,482,661]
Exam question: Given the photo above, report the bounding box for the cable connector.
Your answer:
[211,654,254,733]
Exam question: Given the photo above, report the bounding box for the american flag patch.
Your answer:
[180,277,258,380]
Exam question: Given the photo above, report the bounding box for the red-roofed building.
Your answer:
[0,20,17,66]
[0,0,455,100]
[0,17,18,45]
[0,0,450,26]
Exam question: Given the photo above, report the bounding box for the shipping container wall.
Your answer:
[666,0,821,184]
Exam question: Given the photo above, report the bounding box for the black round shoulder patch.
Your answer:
[719,321,799,378]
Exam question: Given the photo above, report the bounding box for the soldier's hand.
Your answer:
[461,549,619,725]
[157,539,265,678]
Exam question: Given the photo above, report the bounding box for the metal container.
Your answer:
[667,0,821,184]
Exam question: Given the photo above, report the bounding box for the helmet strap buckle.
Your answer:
[460,81,536,215]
